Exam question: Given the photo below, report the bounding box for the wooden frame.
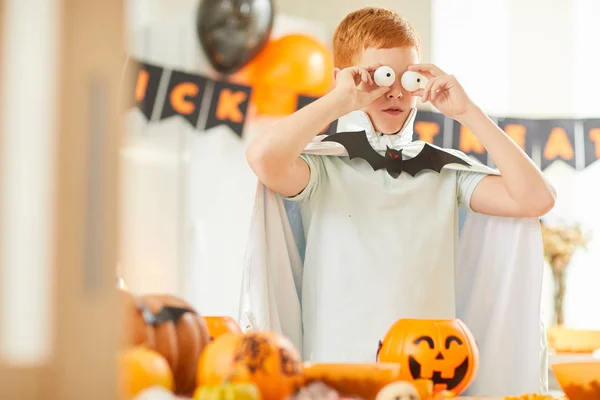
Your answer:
[0,1,125,399]
[41,1,126,399]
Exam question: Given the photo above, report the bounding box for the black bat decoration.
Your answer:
[137,302,196,326]
[322,130,471,178]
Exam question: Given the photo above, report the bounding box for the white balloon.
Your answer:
[374,66,396,87]
[401,70,425,92]
[133,386,175,400]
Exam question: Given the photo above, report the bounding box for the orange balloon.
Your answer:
[248,34,334,116]
[203,316,242,341]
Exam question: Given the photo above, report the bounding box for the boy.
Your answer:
[240,7,554,396]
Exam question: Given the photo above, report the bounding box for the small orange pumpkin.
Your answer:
[122,292,210,396]
[117,346,174,398]
[198,331,305,400]
[377,319,479,396]
[203,316,242,341]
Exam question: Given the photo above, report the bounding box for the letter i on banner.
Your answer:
[452,120,487,165]
[296,95,338,135]
[583,119,600,168]
[413,111,445,147]
[125,59,163,120]
[204,81,252,137]
[536,119,576,170]
[160,70,207,127]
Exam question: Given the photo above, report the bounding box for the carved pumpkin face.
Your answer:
[377,319,479,395]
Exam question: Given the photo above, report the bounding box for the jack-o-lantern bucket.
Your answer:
[376,319,479,396]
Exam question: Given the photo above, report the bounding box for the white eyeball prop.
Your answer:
[401,70,425,92]
[374,66,396,87]
[375,381,420,400]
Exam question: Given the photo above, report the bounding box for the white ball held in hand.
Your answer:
[374,66,396,87]
[400,70,424,92]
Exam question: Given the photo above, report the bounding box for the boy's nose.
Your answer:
[386,88,403,99]
[386,79,404,99]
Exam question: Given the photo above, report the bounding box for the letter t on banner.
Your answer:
[583,119,600,168]
[413,111,445,147]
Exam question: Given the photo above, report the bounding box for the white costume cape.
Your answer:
[239,109,548,396]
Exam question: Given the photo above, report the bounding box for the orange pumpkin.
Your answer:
[377,319,479,396]
[117,346,174,398]
[122,292,210,396]
[198,331,305,400]
[204,316,242,341]
[303,362,404,400]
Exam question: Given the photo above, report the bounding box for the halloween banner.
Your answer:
[583,119,600,168]
[130,61,163,120]
[126,57,600,170]
[452,120,488,165]
[413,111,445,148]
[296,95,338,135]
[496,117,535,158]
[536,119,577,170]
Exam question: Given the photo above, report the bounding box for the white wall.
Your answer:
[276,0,432,61]
[432,0,600,328]
[120,0,332,319]
[122,0,600,326]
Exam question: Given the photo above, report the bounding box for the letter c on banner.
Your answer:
[170,82,199,115]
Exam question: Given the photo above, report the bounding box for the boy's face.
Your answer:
[354,46,419,134]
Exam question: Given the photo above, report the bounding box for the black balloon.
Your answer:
[197,0,275,75]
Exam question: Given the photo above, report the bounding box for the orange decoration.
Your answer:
[377,319,479,396]
[589,128,600,158]
[414,121,440,144]
[458,125,485,154]
[197,333,247,385]
[203,316,242,341]
[117,346,174,398]
[121,291,210,396]
[197,331,305,400]
[543,127,574,161]
[303,362,403,400]
[412,379,434,399]
[248,34,334,116]
[503,124,527,150]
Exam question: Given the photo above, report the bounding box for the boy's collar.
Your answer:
[336,108,417,150]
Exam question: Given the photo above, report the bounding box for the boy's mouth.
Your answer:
[383,106,404,116]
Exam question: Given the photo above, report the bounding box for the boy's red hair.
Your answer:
[333,7,421,68]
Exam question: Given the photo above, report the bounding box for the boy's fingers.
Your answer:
[422,77,437,102]
[411,88,425,97]
[430,79,448,100]
[369,86,391,101]
[408,63,446,78]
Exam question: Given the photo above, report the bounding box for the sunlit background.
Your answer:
[1,0,599,399]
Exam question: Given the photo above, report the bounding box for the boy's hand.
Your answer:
[408,64,474,120]
[332,66,391,114]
